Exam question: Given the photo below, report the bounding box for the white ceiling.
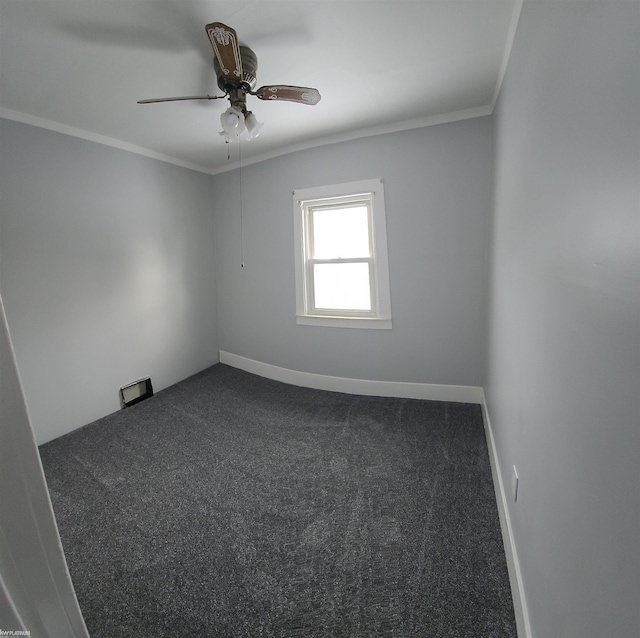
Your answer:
[0,0,521,174]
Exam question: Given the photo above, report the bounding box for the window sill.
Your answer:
[296,315,392,330]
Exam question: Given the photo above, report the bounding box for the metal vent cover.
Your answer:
[120,377,153,409]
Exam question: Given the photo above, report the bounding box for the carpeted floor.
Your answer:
[39,364,516,637]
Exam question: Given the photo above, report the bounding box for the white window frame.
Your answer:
[293,178,392,329]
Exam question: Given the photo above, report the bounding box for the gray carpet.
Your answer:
[39,364,516,637]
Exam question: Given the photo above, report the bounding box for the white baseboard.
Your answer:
[480,393,532,638]
[219,351,484,404]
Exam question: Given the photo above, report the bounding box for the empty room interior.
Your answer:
[1,1,638,637]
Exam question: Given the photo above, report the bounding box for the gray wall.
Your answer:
[214,117,493,387]
[486,2,640,637]
[0,120,218,444]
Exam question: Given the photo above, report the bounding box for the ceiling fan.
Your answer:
[138,22,321,141]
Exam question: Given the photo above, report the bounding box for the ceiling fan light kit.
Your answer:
[218,107,262,143]
[138,21,321,143]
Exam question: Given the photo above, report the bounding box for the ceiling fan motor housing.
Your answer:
[214,46,258,92]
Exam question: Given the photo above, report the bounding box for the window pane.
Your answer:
[312,205,370,259]
[313,262,371,311]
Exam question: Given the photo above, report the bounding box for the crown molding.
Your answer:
[0,108,216,175]
[491,0,524,110]
[2,103,493,178]
[209,105,493,175]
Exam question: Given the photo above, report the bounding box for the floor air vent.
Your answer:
[120,377,153,408]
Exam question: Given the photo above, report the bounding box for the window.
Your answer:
[293,179,392,329]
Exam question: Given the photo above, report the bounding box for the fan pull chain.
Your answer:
[238,137,244,268]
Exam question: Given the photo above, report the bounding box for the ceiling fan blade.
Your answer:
[254,85,321,105]
[205,22,242,84]
[137,94,225,104]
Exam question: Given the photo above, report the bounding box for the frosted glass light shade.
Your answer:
[220,107,245,136]
[245,112,263,140]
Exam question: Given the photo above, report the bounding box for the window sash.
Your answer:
[308,202,372,260]
[307,258,376,316]
[304,197,376,317]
